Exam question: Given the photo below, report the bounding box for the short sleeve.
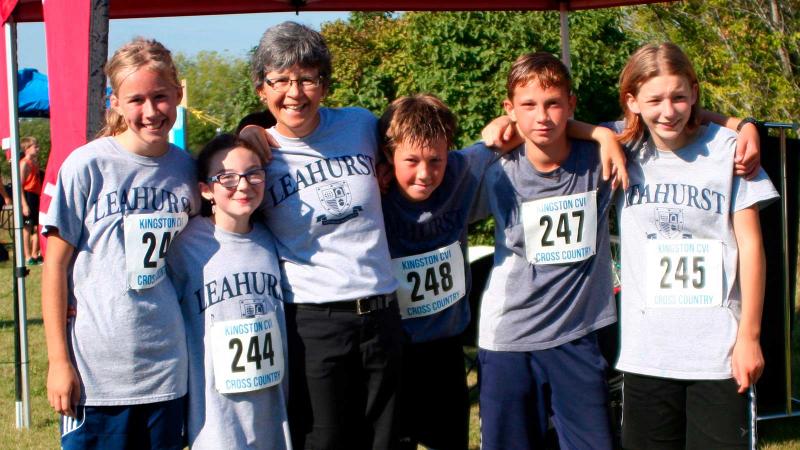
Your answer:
[41,156,88,248]
[730,168,780,213]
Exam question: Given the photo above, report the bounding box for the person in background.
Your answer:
[19,136,42,265]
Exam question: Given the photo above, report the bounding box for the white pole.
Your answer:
[5,16,31,430]
[559,3,571,73]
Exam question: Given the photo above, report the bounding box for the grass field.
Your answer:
[0,251,798,449]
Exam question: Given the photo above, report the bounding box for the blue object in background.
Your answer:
[18,68,49,118]
[169,105,187,150]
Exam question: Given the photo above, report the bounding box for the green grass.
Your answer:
[0,250,798,449]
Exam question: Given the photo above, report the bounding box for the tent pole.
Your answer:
[5,16,31,430]
[559,2,571,72]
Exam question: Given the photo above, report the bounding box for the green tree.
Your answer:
[175,51,259,152]
[623,0,800,124]
[1,118,50,181]
[323,11,638,148]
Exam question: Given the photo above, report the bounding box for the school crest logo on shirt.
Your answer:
[240,299,267,318]
[655,208,684,238]
[315,181,362,225]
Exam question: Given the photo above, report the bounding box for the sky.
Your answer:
[16,12,352,74]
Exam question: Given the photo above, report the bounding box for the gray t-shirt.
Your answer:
[615,123,779,379]
[262,107,398,303]
[382,144,496,343]
[167,217,290,450]
[473,139,616,351]
[41,137,200,406]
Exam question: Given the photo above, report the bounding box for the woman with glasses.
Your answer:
[241,21,402,450]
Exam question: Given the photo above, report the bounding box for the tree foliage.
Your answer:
[174,51,262,152]
[323,10,638,148]
[623,0,800,123]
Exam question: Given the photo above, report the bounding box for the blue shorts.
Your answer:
[61,397,185,450]
[478,332,612,450]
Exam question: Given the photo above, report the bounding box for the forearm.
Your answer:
[567,119,615,143]
[734,209,766,341]
[41,237,74,366]
[699,109,752,133]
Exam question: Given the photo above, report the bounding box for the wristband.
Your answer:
[737,117,759,132]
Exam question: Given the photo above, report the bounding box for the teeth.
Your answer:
[284,105,303,111]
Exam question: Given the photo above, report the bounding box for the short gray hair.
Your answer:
[251,21,332,90]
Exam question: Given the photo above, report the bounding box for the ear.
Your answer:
[503,98,516,122]
[175,86,184,105]
[568,93,577,115]
[199,181,214,202]
[110,93,120,112]
[625,93,640,115]
[382,149,394,165]
[690,82,699,106]
[256,85,268,105]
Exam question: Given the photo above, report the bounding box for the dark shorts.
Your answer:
[478,332,613,450]
[285,296,404,450]
[23,191,39,226]
[622,373,754,450]
[60,396,185,450]
[397,335,469,450]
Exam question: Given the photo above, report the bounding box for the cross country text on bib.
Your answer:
[391,241,466,319]
[645,239,723,308]
[123,211,187,290]
[210,313,285,394]
[521,191,598,265]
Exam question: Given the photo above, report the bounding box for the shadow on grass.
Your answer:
[759,416,800,447]
[0,318,42,328]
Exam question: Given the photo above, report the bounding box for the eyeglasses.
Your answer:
[264,76,324,92]
[207,168,266,188]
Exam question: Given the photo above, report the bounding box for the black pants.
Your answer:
[622,373,753,450]
[286,301,405,450]
[397,335,469,450]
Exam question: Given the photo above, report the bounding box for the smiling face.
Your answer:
[626,73,698,151]
[200,146,266,233]
[504,81,575,156]
[110,66,181,157]
[391,138,448,202]
[257,65,326,139]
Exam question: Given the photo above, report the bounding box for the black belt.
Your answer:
[294,293,396,316]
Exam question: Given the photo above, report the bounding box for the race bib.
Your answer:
[210,313,285,394]
[521,191,597,265]
[392,241,466,319]
[645,239,723,308]
[123,212,187,290]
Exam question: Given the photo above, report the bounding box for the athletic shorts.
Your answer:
[397,335,469,450]
[478,331,613,450]
[22,191,39,226]
[622,373,754,450]
[60,397,185,450]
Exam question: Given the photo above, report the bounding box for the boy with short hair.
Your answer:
[379,94,496,450]
[473,52,616,449]
[19,136,42,265]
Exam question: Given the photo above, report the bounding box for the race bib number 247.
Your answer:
[521,191,597,265]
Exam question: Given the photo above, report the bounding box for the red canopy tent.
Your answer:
[0,0,671,430]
